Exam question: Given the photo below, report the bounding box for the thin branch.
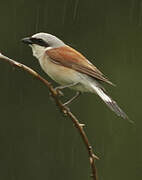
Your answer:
[0,52,99,180]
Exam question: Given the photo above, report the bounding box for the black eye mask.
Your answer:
[30,38,49,47]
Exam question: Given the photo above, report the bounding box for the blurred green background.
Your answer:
[0,0,141,180]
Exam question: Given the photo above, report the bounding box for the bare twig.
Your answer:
[0,52,98,180]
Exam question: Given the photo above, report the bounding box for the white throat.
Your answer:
[31,44,45,59]
[31,44,53,60]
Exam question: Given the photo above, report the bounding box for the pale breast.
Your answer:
[38,55,82,86]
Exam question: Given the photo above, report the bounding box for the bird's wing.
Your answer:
[46,45,114,85]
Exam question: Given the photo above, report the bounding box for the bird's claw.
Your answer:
[55,89,64,97]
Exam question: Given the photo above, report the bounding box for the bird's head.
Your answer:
[22,32,65,59]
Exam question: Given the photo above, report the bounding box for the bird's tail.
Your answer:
[91,84,130,120]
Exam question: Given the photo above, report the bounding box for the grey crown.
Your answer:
[32,33,65,48]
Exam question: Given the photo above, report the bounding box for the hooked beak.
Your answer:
[21,37,33,45]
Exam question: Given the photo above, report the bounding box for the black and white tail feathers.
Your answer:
[92,85,133,122]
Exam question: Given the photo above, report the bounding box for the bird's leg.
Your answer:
[55,82,79,90]
[63,91,81,106]
[54,82,79,96]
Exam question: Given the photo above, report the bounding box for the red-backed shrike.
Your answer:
[22,32,128,119]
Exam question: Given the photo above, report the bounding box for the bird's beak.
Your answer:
[21,37,33,45]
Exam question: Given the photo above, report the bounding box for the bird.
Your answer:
[22,32,129,120]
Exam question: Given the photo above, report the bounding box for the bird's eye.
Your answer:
[30,38,49,47]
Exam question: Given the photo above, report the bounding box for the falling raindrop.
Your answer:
[73,0,79,21]
[35,6,40,32]
[62,0,67,25]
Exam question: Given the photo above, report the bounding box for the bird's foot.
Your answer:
[54,88,64,97]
